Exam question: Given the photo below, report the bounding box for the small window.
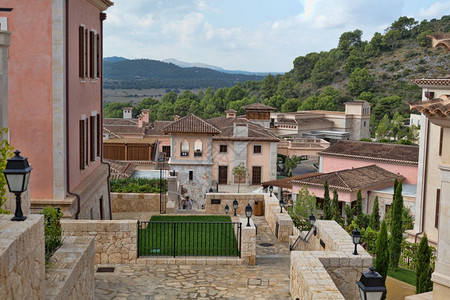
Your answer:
[79,118,88,169]
[194,139,202,157]
[253,145,262,154]
[363,121,366,127]
[79,25,88,78]
[181,139,189,156]
[162,145,171,158]
[220,145,228,153]
[189,171,193,181]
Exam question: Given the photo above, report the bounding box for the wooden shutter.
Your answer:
[439,127,444,156]
[79,120,85,169]
[97,113,101,157]
[84,28,88,78]
[96,34,100,78]
[90,31,95,78]
[79,26,84,78]
[435,189,441,228]
[90,115,96,161]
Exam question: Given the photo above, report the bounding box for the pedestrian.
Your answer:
[186,196,193,210]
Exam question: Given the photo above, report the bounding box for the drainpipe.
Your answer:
[64,0,82,219]
[415,118,430,243]
[99,12,113,220]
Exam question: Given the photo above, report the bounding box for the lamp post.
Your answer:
[352,229,362,255]
[309,214,317,236]
[245,204,253,227]
[225,204,230,215]
[279,198,285,213]
[357,267,386,300]
[269,185,273,197]
[232,199,238,216]
[2,150,32,221]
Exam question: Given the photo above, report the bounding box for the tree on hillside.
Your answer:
[384,29,401,51]
[376,114,392,140]
[348,67,374,96]
[416,234,433,294]
[390,16,418,37]
[323,181,332,220]
[281,98,302,113]
[390,179,403,270]
[370,196,381,231]
[332,189,341,223]
[260,74,279,100]
[311,57,335,87]
[373,96,402,121]
[232,163,248,193]
[292,52,321,82]
[338,29,363,58]
[344,51,366,73]
[376,221,389,300]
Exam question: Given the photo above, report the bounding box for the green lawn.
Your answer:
[374,258,416,286]
[138,215,240,257]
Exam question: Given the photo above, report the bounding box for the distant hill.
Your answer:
[163,58,276,76]
[104,56,129,63]
[103,59,265,89]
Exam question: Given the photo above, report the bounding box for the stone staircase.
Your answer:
[30,196,76,218]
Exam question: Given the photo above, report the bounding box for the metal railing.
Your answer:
[138,221,242,258]
[290,226,316,251]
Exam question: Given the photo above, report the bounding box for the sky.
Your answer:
[103,0,450,73]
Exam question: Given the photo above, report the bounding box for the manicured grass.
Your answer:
[388,267,415,286]
[138,215,240,257]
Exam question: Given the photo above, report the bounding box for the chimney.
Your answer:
[174,115,179,122]
[122,107,132,119]
[142,109,149,123]
[138,114,144,128]
[226,109,237,118]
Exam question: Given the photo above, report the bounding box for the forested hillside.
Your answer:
[103,59,265,89]
[104,15,450,136]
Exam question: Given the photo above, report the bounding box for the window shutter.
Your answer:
[79,26,84,78]
[96,34,100,78]
[439,127,444,156]
[97,113,101,157]
[80,120,85,169]
[84,28,88,78]
[435,189,441,228]
[90,31,95,78]
[90,115,96,161]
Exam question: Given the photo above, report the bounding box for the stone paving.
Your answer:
[95,216,291,299]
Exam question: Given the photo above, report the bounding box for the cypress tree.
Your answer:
[323,181,332,220]
[416,234,433,294]
[355,190,364,229]
[390,180,403,270]
[376,221,389,299]
[370,196,381,231]
[332,189,341,222]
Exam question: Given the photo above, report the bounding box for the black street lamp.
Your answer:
[268,185,273,197]
[309,214,317,236]
[279,198,285,213]
[352,229,362,255]
[2,150,32,221]
[245,204,253,227]
[357,267,386,300]
[225,204,230,215]
[232,199,238,216]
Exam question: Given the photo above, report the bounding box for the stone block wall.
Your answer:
[61,220,137,264]
[111,192,162,213]
[0,214,45,300]
[205,193,265,215]
[45,236,95,300]
[264,194,293,241]
[290,220,373,300]
[240,217,256,265]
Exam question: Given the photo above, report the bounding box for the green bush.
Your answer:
[110,178,167,193]
[40,206,63,261]
[361,226,378,255]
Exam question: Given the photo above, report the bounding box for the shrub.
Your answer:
[416,234,433,294]
[361,226,378,255]
[40,206,63,261]
[110,178,167,193]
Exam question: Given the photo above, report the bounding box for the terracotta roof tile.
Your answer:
[207,116,279,141]
[319,140,418,165]
[162,114,221,134]
[261,173,320,189]
[411,79,450,86]
[103,125,144,135]
[410,95,450,118]
[243,103,275,111]
[106,160,137,179]
[104,118,138,126]
[290,165,404,193]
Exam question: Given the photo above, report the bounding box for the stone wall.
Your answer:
[290,220,373,300]
[368,190,416,219]
[111,192,173,219]
[240,217,256,265]
[0,214,45,299]
[264,194,293,242]
[205,193,265,215]
[45,236,95,300]
[61,220,137,264]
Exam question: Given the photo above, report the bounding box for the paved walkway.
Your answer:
[95,216,291,300]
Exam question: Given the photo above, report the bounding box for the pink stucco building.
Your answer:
[0,0,113,219]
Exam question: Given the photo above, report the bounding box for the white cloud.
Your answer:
[419,1,450,19]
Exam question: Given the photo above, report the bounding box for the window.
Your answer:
[219,145,228,153]
[162,145,171,158]
[181,139,189,156]
[435,189,440,228]
[439,127,444,156]
[79,118,88,169]
[90,114,98,161]
[89,30,98,78]
[189,171,193,181]
[79,25,88,78]
[253,145,262,154]
[97,113,101,157]
[194,139,203,157]
[364,121,366,127]
[99,196,104,220]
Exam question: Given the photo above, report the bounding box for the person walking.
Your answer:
[186,196,193,210]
